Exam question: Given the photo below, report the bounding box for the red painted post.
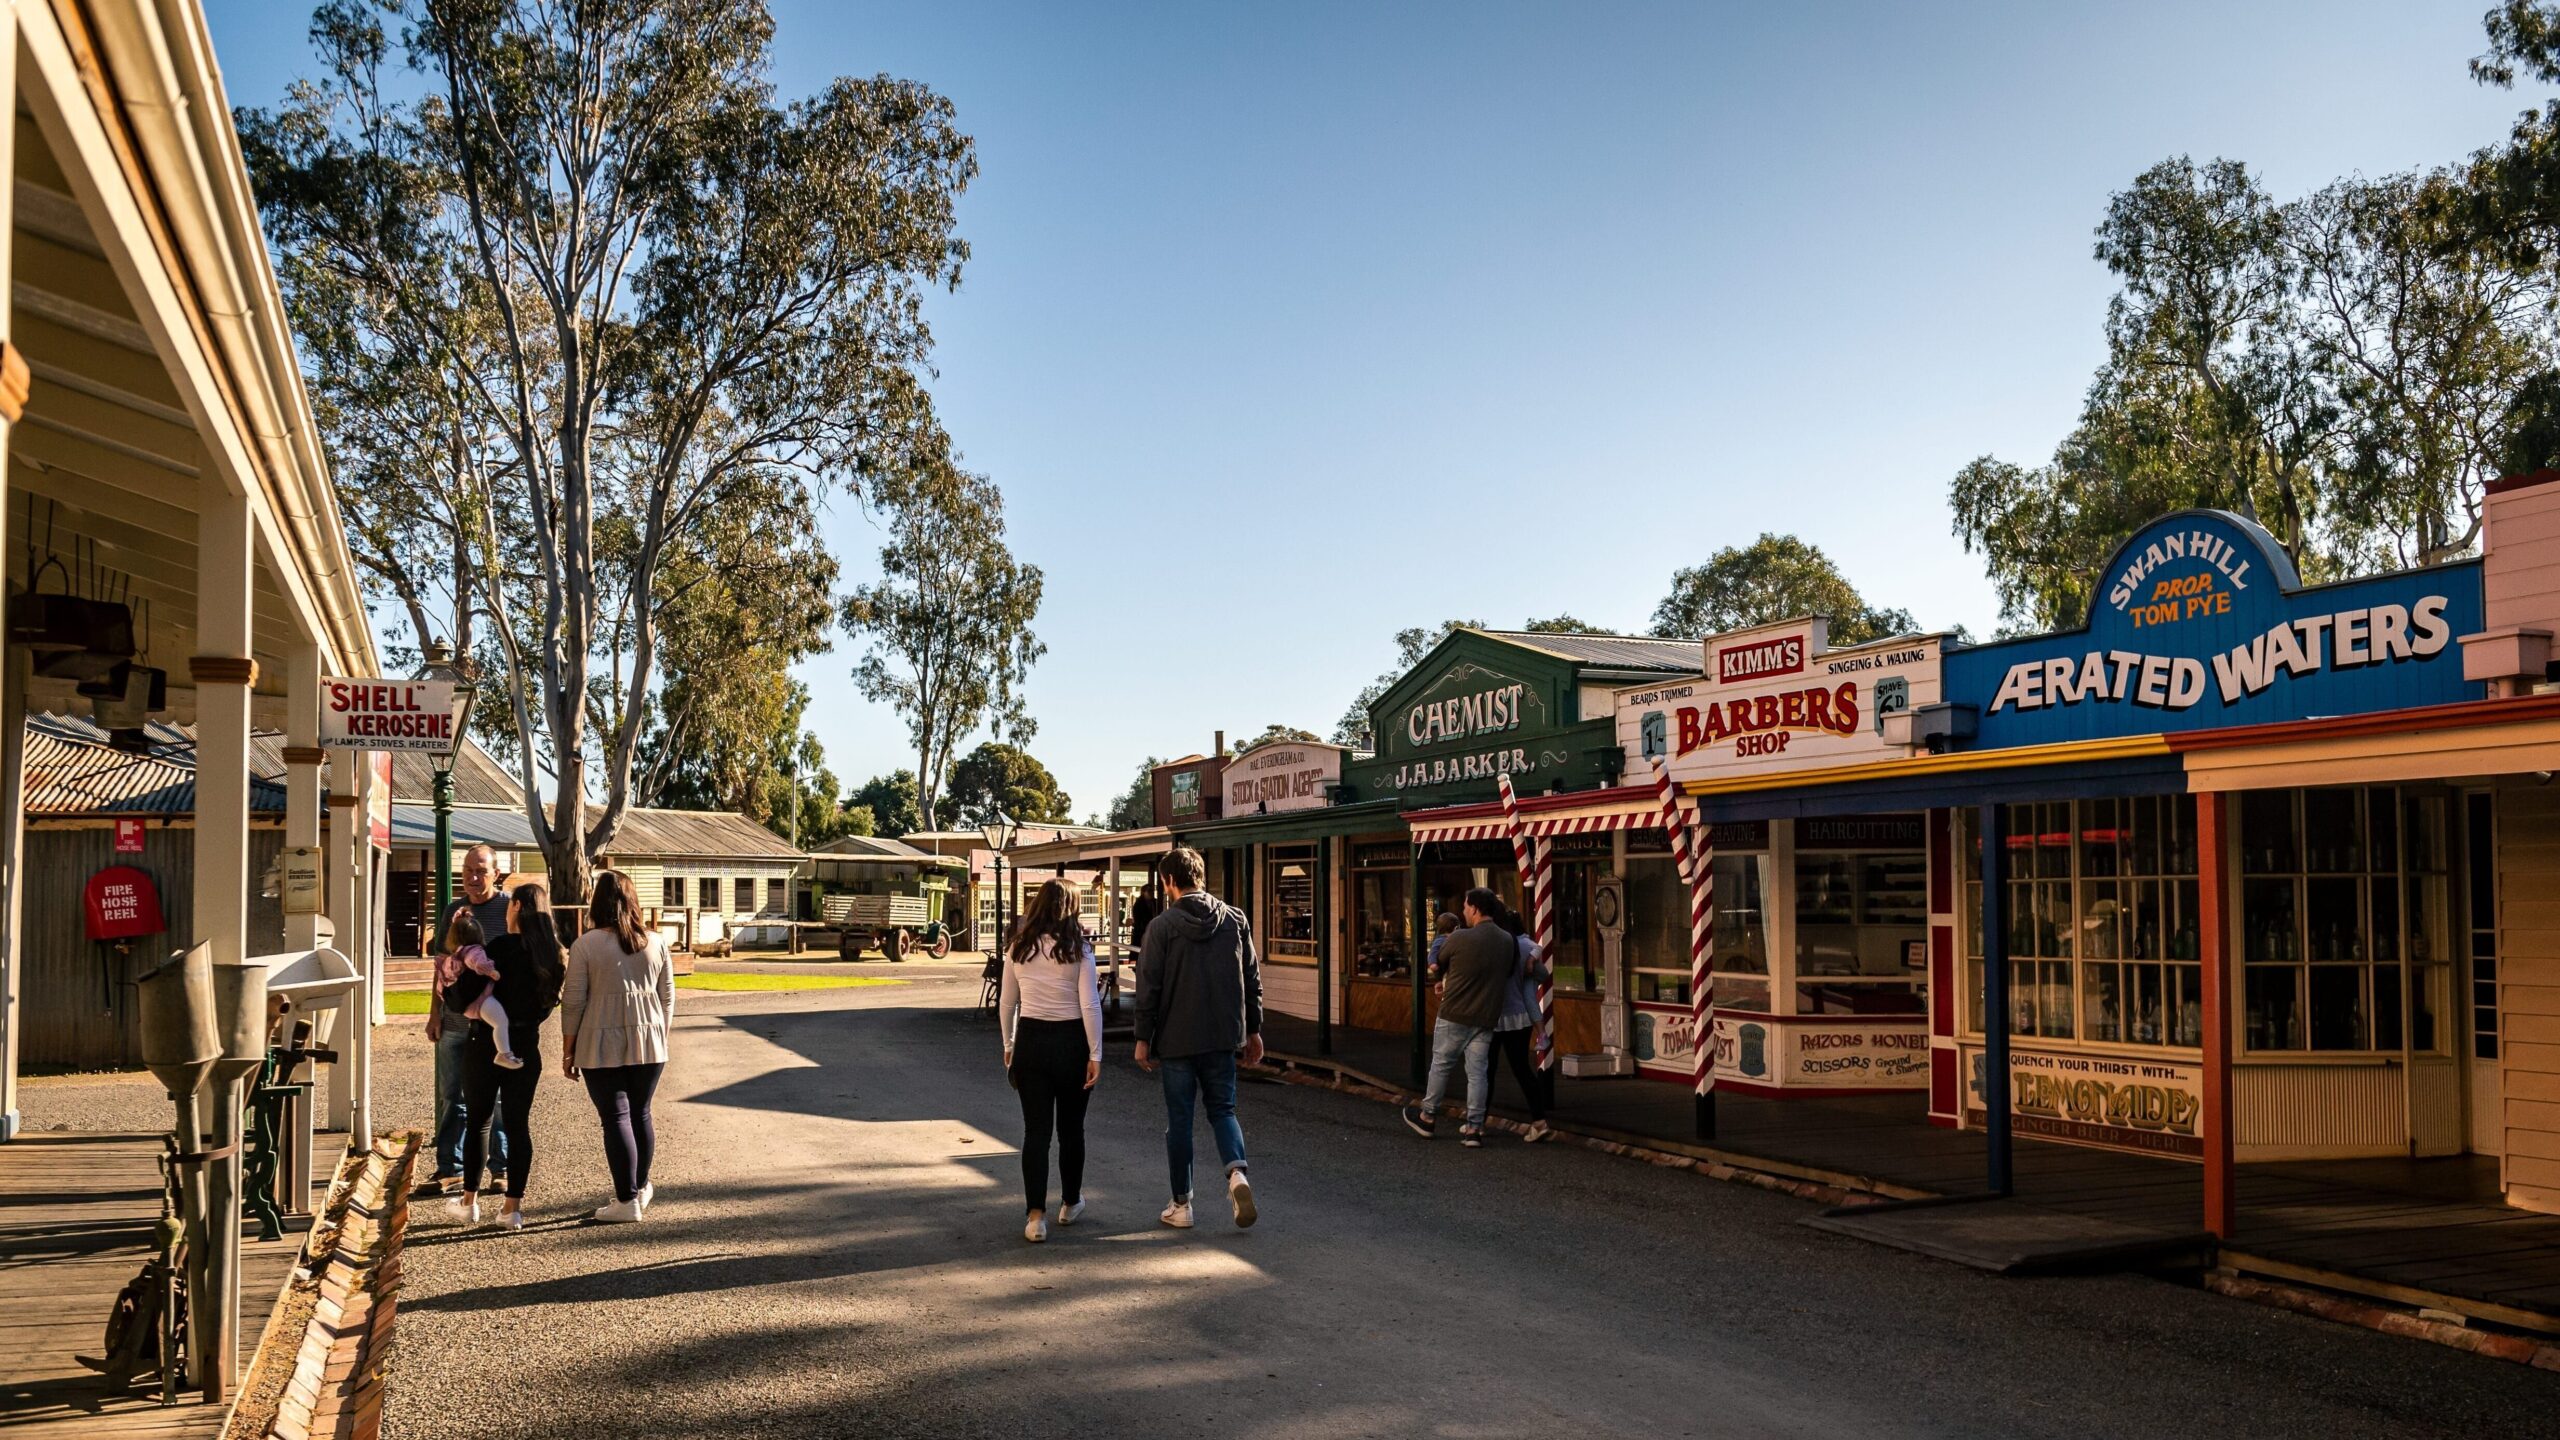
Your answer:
[2196,790,2237,1240]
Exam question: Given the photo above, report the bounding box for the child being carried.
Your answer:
[439,910,523,1070]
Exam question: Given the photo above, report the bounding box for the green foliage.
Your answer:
[1959,133,2560,632]
[842,463,1046,830]
[1648,535,1915,644]
[1103,756,1163,831]
[1333,620,1488,748]
[944,741,1073,826]
[850,771,924,839]
[243,0,977,897]
[1233,725,1320,751]
[1521,615,1616,635]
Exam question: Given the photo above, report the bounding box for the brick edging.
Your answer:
[2203,1272,2560,1371]
[267,1130,422,1440]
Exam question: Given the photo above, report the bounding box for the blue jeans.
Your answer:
[1159,1051,1247,1200]
[433,1012,507,1177]
[1422,1018,1495,1129]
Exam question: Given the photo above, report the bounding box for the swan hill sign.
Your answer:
[1948,511,2485,748]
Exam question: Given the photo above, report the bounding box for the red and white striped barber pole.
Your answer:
[1494,772,1558,1070]
[1648,757,1716,1135]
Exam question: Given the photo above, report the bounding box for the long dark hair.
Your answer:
[1009,879,1086,964]
[587,869,648,955]
[510,880,565,974]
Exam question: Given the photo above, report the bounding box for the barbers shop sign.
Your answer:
[1947,510,2484,749]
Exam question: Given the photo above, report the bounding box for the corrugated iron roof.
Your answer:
[26,713,288,816]
[1476,629,1703,672]
[607,807,804,862]
[813,834,936,861]
[388,802,541,848]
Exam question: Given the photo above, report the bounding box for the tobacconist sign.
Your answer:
[1613,619,1944,784]
[1945,510,2484,749]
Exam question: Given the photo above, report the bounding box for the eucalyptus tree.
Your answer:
[841,464,1046,832]
[1649,535,1915,643]
[244,0,976,898]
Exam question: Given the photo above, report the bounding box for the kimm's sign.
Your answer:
[322,678,467,753]
[1614,619,1944,783]
[1947,510,2484,748]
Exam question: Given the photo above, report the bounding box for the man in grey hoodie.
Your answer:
[1133,846,1265,1229]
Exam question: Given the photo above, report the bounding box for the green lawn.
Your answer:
[677,972,906,992]
[384,973,898,1016]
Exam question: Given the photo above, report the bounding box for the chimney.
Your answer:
[1214,730,1226,757]
[2465,470,2560,695]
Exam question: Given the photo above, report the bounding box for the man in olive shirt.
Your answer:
[1402,887,1514,1147]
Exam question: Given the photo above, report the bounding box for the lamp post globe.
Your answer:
[980,811,1017,954]
[419,642,475,932]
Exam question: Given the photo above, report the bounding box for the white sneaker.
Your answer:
[446,1194,480,1226]
[1228,1170,1258,1229]
[1159,1197,1194,1229]
[1056,1200,1085,1227]
[1024,1211,1049,1243]
[590,1198,643,1224]
[493,1051,525,1070]
[496,1207,524,1232]
[636,1183,654,1216]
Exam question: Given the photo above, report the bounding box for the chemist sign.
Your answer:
[1946,510,2484,749]
[321,678,467,754]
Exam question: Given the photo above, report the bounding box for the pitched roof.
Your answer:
[607,808,804,863]
[1475,629,1703,672]
[26,713,288,816]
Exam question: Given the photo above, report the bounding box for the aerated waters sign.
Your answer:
[1945,510,2485,748]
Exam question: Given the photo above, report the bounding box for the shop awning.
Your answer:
[1406,784,1662,841]
[1171,800,1405,848]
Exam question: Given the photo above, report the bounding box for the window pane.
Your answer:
[2243,878,2299,962]
[2080,799,2123,879]
[2302,788,2365,873]
[2171,963,2203,1047]
[2368,789,2400,871]
[2037,960,2075,1038]
[2247,966,2303,1049]
[2164,794,2199,875]
[699,877,718,909]
[662,878,684,908]
[2375,963,2403,1052]
[2403,793,2447,873]
[2128,962,2167,1047]
[2306,878,2362,960]
[1796,980,1923,1015]
[2370,880,2401,966]
[2084,962,2123,1043]
[2172,879,2200,961]
[735,877,755,912]
[2242,791,2299,875]
[1713,852,1771,976]
[2308,965,2368,1050]
[2128,796,2164,878]
[2406,873,2446,967]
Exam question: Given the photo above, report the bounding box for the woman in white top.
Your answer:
[1001,879,1103,1242]
[559,870,675,1224]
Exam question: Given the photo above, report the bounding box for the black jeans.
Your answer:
[1010,1017,1092,1213]
[462,1023,541,1198]
[1493,1027,1550,1121]
[582,1063,664,1204]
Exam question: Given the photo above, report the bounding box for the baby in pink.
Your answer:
[438,911,522,1069]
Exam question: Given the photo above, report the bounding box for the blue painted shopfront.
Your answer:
[1945,510,2485,749]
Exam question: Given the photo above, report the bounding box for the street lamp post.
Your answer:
[418,642,478,935]
[980,811,1018,954]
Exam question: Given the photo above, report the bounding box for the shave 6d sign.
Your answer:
[1615,619,1945,782]
[1947,511,2485,748]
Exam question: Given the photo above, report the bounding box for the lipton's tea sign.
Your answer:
[1615,619,1943,782]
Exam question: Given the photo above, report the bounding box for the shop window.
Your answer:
[2467,792,2499,1061]
[1793,845,1925,1016]
[1264,844,1318,962]
[1708,851,1771,1011]
[1351,860,1411,980]
[1548,857,1602,991]
[662,877,685,909]
[2241,787,2450,1054]
[1962,796,2201,1048]
[1625,855,1695,1005]
[767,877,787,912]
[698,876,720,912]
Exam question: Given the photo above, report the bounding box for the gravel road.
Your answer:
[28,981,2558,1438]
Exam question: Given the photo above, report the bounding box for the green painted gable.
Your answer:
[1344,630,1621,809]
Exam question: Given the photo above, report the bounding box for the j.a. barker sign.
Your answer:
[1614,619,1943,782]
[1372,659,1577,796]
[1948,510,2484,748]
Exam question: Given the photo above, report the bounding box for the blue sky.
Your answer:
[206,1,2535,818]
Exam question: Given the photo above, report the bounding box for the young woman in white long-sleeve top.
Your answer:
[1001,879,1103,1242]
